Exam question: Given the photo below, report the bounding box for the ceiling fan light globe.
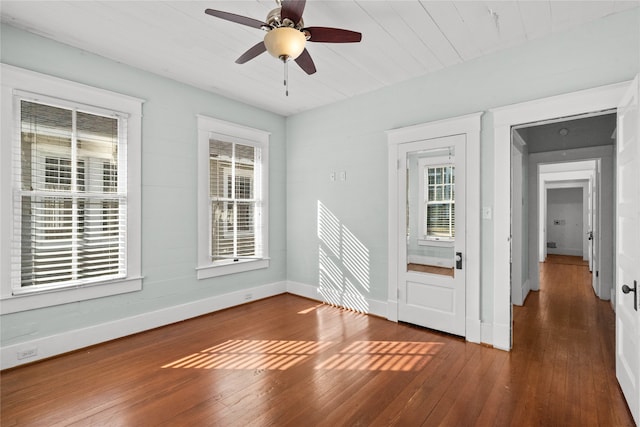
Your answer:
[264,27,306,61]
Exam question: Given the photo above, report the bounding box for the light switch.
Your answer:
[329,172,336,182]
[482,207,492,220]
[339,171,346,181]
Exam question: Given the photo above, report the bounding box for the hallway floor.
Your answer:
[503,254,633,425]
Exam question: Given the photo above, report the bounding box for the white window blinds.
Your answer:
[209,138,262,261]
[14,99,127,290]
[424,165,455,239]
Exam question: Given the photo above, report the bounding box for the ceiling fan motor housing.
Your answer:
[264,27,306,61]
[266,7,304,30]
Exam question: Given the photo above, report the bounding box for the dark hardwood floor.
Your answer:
[1,255,634,426]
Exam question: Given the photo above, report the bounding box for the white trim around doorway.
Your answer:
[387,112,482,343]
[490,81,630,351]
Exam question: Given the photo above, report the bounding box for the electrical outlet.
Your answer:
[244,293,253,301]
[17,347,37,360]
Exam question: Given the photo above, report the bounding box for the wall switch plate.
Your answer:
[339,171,346,181]
[329,172,336,182]
[482,207,492,220]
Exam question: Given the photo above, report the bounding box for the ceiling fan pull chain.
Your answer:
[284,60,289,97]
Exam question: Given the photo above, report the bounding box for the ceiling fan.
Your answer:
[204,0,362,82]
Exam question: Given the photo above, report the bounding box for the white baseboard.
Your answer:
[387,299,398,322]
[512,278,530,306]
[466,318,481,344]
[547,248,582,256]
[1,281,286,370]
[481,322,493,346]
[492,322,511,351]
[598,280,613,301]
[3,279,495,369]
[522,279,530,303]
[286,281,387,318]
[611,287,616,311]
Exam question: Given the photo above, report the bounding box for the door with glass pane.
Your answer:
[397,134,466,336]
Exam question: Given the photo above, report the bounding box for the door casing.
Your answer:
[387,112,482,343]
[491,81,630,350]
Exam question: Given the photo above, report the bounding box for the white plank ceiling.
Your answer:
[1,1,638,116]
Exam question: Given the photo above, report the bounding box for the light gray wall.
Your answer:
[0,25,287,347]
[547,188,584,256]
[286,9,639,322]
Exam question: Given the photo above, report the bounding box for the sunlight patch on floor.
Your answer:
[162,340,334,370]
[315,341,443,372]
[162,339,442,372]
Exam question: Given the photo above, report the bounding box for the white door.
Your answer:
[591,174,599,293]
[511,142,524,305]
[616,75,640,424]
[583,177,595,272]
[397,134,466,336]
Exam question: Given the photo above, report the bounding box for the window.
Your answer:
[19,100,125,288]
[197,115,269,279]
[418,157,455,242]
[425,165,455,239]
[0,64,143,313]
[210,140,260,260]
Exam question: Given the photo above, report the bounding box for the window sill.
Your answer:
[0,276,143,314]
[196,259,270,280]
[418,239,455,247]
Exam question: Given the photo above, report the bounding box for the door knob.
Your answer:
[455,252,462,270]
[622,280,637,311]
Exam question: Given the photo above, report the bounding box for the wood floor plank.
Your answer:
[1,255,634,426]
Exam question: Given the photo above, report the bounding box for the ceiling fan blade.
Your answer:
[305,27,362,43]
[281,0,306,25]
[295,48,316,75]
[235,42,267,64]
[205,9,265,29]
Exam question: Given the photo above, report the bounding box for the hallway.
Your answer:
[504,254,633,425]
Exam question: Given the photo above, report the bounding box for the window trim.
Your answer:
[0,64,144,314]
[417,156,455,243]
[196,115,270,280]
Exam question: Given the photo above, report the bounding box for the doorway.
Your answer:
[490,81,629,351]
[386,113,482,342]
[511,114,615,308]
[492,77,639,423]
